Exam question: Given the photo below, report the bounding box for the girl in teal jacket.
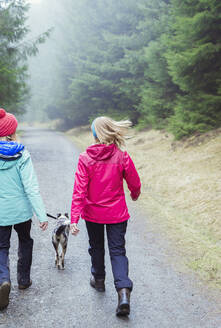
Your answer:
[0,108,48,310]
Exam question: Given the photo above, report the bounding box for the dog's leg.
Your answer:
[61,242,67,270]
[52,239,59,268]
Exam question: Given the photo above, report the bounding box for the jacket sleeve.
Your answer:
[19,151,47,223]
[71,155,89,224]
[123,151,141,200]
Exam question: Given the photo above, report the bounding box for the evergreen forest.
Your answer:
[1,0,221,139]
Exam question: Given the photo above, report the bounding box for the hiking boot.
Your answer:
[18,280,32,290]
[116,288,130,316]
[90,276,105,292]
[0,281,11,310]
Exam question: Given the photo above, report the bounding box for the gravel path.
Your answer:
[0,128,221,328]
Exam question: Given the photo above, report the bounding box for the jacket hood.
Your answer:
[86,143,117,161]
[0,141,25,170]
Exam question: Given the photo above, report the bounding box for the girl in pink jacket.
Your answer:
[70,116,141,316]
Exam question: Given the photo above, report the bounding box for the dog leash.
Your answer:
[46,213,57,220]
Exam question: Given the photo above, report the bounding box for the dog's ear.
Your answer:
[57,213,61,218]
[65,213,69,218]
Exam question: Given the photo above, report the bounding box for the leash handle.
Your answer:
[46,213,57,220]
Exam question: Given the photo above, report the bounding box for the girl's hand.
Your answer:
[39,221,48,231]
[71,223,80,236]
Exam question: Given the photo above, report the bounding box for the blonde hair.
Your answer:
[93,116,132,148]
[0,134,16,142]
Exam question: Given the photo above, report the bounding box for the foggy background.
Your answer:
[2,0,220,138]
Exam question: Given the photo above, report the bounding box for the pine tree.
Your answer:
[136,0,179,129]
[0,0,50,114]
[166,0,221,138]
[47,0,146,126]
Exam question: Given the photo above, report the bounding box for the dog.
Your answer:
[52,213,70,270]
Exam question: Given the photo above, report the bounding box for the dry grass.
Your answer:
[67,126,221,287]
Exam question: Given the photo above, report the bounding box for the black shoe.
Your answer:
[0,281,11,310]
[116,288,130,316]
[18,280,32,290]
[90,276,105,292]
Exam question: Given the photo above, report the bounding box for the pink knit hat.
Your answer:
[0,108,18,137]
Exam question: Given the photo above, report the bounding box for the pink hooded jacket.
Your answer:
[71,143,141,224]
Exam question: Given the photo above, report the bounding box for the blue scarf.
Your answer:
[0,141,24,160]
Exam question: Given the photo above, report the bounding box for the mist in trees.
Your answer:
[2,0,221,139]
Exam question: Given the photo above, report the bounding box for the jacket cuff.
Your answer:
[71,217,80,224]
[130,189,141,200]
[39,218,48,223]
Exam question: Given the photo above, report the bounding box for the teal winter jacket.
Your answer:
[0,142,47,226]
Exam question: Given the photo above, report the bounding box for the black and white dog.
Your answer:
[51,213,70,270]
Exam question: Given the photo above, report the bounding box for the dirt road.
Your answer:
[0,128,221,328]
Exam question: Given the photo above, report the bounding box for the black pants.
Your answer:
[0,220,33,285]
[85,220,133,291]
